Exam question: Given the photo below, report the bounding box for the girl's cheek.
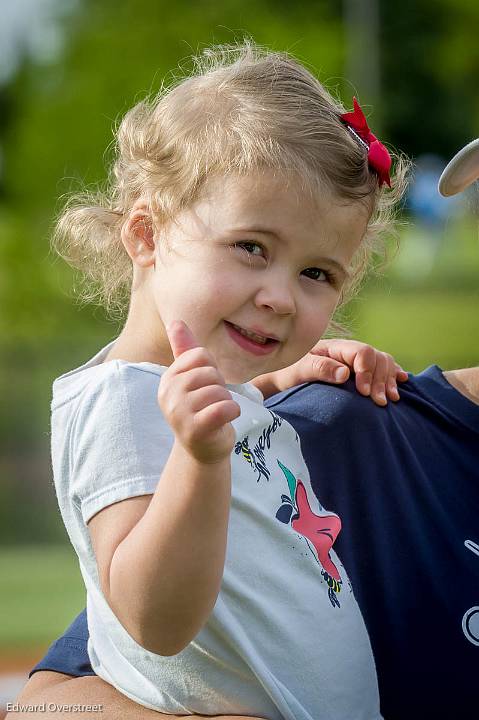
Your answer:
[306,305,331,334]
[308,301,335,328]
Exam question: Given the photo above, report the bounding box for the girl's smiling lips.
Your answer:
[224,321,280,355]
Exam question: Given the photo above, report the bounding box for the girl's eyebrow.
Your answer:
[232,225,284,242]
[231,226,350,278]
[313,257,350,280]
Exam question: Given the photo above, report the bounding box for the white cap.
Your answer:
[438,138,479,196]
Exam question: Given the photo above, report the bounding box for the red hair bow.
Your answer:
[340,97,392,188]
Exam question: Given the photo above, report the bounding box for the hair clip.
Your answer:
[340,97,392,188]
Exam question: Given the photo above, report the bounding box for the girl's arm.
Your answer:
[252,338,408,405]
[88,321,240,657]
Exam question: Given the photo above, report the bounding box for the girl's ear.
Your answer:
[121,200,156,268]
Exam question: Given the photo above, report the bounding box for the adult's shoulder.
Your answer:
[402,365,479,433]
[265,365,479,435]
[265,379,388,430]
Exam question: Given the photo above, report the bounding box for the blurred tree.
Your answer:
[381,0,479,158]
[3,0,343,216]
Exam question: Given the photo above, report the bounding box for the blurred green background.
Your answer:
[0,0,478,655]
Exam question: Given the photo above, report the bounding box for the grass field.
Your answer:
[0,546,84,654]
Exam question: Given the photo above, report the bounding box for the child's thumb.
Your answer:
[166,320,199,359]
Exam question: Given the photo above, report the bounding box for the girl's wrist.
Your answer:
[172,438,232,470]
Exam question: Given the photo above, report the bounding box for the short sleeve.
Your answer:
[67,364,174,523]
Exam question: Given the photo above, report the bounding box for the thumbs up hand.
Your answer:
[158,321,241,465]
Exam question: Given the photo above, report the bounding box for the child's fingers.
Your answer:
[159,361,227,419]
[309,338,407,403]
[187,384,235,414]
[351,345,376,398]
[168,345,220,375]
[166,320,199,360]
[309,355,350,383]
[395,365,409,382]
[387,377,400,402]
[162,346,226,392]
[176,365,225,393]
[176,397,241,464]
[383,354,402,402]
[371,352,404,404]
[369,352,389,406]
[194,398,242,435]
[385,360,407,402]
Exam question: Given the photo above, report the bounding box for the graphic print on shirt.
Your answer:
[234,410,283,482]
[235,412,343,607]
[462,540,479,646]
[276,460,343,609]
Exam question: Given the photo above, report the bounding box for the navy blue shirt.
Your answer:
[32,367,479,719]
[266,366,479,720]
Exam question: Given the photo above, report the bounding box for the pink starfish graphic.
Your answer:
[292,481,342,582]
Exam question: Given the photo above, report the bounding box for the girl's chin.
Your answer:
[224,372,257,385]
[218,354,284,385]
[222,365,266,386]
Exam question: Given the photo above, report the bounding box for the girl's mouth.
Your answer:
[224,321,280,356]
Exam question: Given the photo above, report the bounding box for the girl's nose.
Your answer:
[254,281,296,316]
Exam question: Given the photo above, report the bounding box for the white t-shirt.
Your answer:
[51,340,381,720]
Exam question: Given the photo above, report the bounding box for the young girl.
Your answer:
[50,42,407,720]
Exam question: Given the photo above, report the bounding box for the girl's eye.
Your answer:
[301,267,331,282]
[235,242,265,257]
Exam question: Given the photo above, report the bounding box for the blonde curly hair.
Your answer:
[52,40,409,323]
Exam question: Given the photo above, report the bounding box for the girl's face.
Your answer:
[148,171,369,384]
